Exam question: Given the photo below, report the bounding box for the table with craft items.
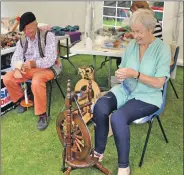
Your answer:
[1,34,71,56]
[70,39,126,89]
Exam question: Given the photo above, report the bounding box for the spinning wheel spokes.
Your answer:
[56,112,92,160]
[71,124,85,152]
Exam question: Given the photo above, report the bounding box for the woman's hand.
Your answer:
[116,68,166,89]
[124,33,133,39]
[115,68,138,81]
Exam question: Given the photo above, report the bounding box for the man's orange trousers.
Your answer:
[3,68,54,115]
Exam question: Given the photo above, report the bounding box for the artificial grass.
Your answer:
[1,54,183,175]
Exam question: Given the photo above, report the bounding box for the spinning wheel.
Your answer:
[75,66,100,106]
[75,79,100,105]
[56,111,92,160]
[20,82,34,109]
[75,79,100,123]
[56,79,112,175]
[74,66,101,123]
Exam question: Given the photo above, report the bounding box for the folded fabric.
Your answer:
[51,25,80,38]
[51,26,65,36]
[52,26,64,31]
[66,31,81,45]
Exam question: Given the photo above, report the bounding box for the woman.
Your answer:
[93,9,171,175]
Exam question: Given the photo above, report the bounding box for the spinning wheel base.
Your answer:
[64,155,112,175]
[66,155,98,168]
[20,100,34,108]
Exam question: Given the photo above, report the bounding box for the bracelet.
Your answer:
[136,72,140,80]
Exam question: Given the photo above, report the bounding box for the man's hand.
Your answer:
[14,68,26,79]
[24,60,36,69]
[115,68,138,81]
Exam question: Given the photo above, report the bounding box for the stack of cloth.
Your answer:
[51,25,81,45]
[51,25,79,36]
[51,26,65,36]
[63,25,79,32]
[65,31,81,45]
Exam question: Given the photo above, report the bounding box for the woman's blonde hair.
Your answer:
[130,9,157,32]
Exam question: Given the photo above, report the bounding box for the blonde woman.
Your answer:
[93,9,171,175]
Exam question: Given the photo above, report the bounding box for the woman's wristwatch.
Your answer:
[136,72,140,80]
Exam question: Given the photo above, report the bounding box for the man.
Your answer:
[3,12,57,131]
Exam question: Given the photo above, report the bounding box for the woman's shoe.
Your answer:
[91,151,104,162]
[117,166,130,175]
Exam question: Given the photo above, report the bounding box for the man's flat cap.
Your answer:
[19,12,36,32]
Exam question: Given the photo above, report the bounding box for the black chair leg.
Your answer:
[169,79,179,99]
[96,56,109,72]
[156,116,168,143]
[54,79,65,99]
[47,81,52,117]
[67,58,78,74]
[139,119,153,167]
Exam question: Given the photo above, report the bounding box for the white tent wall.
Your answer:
[163,1,183,66]
[93,2,104,32]
[1,1,103,35]
[1,2,88,32]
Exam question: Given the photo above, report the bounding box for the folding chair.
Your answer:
[46,77,65,117]
[26,75,65,117]
[133,82,169,167]
[169,45,180,99]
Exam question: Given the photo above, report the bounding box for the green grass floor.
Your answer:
[1,55,183,175]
